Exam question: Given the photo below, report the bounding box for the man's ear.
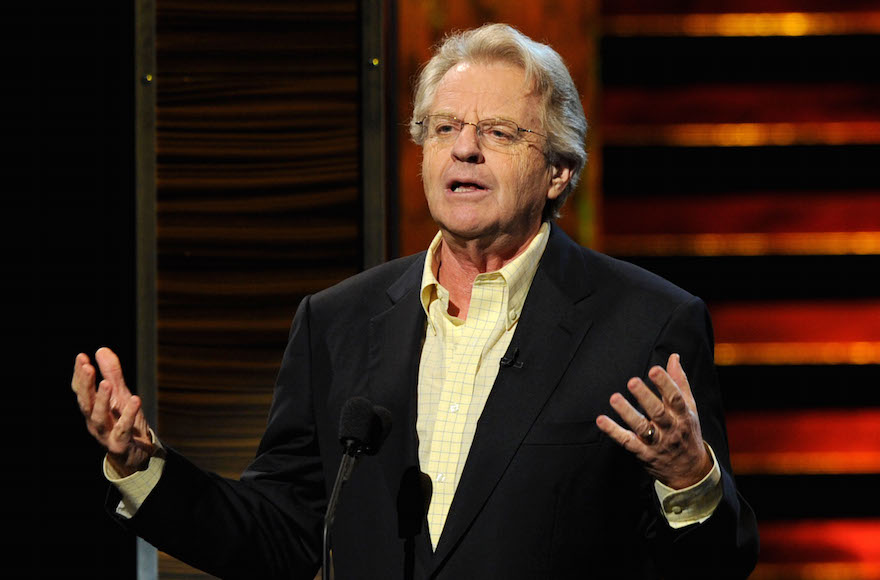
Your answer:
[547,162,574,200]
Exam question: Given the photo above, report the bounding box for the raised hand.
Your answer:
[71,347,154,477]
[596,353,712,489]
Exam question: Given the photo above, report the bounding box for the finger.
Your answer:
[95,347,132,397]
[596,414,649,458]
[90,380,113,438]
[108,395,140,454]
[71,354,96,414]
[648,364,690,416]
[609,391,656,438]
[667,353,696,407]
[626,377,670,428]
[71,353,90,390]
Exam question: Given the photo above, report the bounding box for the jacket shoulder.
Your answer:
[308,252,426,313]
[582,247,697,306]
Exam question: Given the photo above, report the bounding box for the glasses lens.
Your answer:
[427,115,460,139]
[477,120,520,147]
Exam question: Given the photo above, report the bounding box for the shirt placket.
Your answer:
[424,277,504,546]
[425,319,475,543]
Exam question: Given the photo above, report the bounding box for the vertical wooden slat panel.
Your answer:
[135,2,159,576]
[154,2,361,578]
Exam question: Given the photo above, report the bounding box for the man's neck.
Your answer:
[435,225,542,320]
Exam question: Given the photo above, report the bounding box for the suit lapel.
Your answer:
[365,256,435,571]
[431,227,596,568]
[366,256,425,493]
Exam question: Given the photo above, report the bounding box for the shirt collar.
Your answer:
[420,222,551,332]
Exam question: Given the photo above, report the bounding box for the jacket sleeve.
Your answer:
[106,295,326,580]
[645,296,760,579]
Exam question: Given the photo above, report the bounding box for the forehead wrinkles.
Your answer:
[431,64,540,123]
[431,87,523,117]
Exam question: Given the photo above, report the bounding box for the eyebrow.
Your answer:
[429,112,522,124]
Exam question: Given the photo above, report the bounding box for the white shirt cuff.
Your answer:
[653,442,723,529]
[103,429,167,519]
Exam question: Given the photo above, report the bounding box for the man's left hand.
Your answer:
[596,353,713,489]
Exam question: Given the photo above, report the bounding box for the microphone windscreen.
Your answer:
[339,396,375,445]
[338,396,393,455]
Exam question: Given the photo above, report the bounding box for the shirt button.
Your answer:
[508,311,518,322]
[436,473,446,483]
[449,403,460,413]
[671,505,683,515]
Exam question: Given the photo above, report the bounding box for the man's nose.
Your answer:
[451,123,484,163]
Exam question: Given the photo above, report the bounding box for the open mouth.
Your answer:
[448,180,487,193]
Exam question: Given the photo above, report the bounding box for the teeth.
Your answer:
[452,184,479,192]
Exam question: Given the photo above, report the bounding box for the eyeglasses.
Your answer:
[416,114,545,151]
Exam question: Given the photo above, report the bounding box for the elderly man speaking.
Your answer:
[72,23,758,579]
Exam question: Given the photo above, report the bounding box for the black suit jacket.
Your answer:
[112,226,758,579]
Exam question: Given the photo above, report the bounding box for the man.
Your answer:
[72,23,758,579]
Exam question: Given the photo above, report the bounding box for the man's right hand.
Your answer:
[72,347,154,477]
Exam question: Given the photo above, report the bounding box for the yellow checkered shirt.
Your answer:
[417,222,550,548]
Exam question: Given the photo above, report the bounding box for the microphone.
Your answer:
[338,396,393,456]
[323,397,392,579]
[500,346,524,369]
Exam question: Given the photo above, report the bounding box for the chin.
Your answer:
[440,221,493,240]
[431,204,492,236]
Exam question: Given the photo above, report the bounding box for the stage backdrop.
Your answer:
[396,1,880,579]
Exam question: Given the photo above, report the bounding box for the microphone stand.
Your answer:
[323,442,359,580]
[320,397,391,579]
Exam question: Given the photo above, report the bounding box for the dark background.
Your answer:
[16,4,137,578]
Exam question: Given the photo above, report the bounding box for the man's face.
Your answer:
[421,61,569,245]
